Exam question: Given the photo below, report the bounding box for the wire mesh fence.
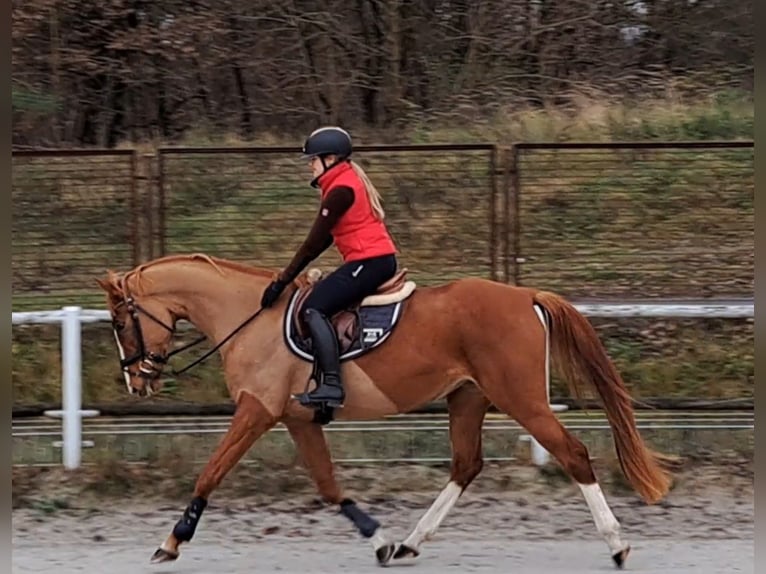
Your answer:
[11,412,755,467]
[157,144,499,285]
[12,150,138,310]
[510,142,754,298]
[11,140,753,310]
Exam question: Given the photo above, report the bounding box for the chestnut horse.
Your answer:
[96,253,673,569]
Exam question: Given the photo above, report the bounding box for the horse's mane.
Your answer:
[120,253,276,295]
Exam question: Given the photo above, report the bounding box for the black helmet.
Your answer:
[302,126,352,160]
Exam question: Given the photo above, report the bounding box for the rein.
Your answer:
[170,306,265,376]
[118,289,265,378]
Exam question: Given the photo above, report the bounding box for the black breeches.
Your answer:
[301,254,398,319]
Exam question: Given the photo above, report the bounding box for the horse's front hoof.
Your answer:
[150,547,179,564]
[393,543,419,560]
[375,543,396,566]
[612,546,630,569]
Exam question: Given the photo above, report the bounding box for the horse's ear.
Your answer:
[95,272,123,306]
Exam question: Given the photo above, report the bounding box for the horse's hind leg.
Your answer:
[150,392,277,563]
[394,382,490,560]
[513,404,630,565]
[284,419,397,565]
[478,348,631,567]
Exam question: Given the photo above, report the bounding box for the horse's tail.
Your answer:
[532,290,673,504]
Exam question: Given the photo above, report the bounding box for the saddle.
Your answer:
[290,267,416,355]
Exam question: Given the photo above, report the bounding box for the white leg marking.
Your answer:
[402,481,462,550]
[579,482,628,554]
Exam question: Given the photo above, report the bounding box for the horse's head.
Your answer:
[96,270,177,397]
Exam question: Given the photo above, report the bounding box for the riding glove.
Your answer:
[261,278,288,308]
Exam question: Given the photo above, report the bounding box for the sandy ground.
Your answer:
[13,461,754,574]
[12,464,754,574]
[11,538,754,574]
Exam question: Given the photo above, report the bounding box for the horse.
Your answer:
[96,252,674,569]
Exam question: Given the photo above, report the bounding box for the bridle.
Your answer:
[115,295,206,381]
[113,284,265,383]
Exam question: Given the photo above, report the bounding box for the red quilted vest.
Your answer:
[317,161,397,262]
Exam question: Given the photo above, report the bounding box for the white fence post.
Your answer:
[61,306,83,469]
[42,306,96,469]
[12,306,102,469]
[525,404,569,465]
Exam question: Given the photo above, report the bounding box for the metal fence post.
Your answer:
[509,144,521,285]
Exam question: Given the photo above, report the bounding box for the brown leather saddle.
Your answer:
[289,267,415,356]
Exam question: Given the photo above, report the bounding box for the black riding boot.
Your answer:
[295,308,345,408]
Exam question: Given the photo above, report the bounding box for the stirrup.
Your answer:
[293,371,345,409]
[293,385,345,409]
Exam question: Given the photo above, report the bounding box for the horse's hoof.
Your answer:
[150,547,179,564]
[612,546,630,569]
[393,543,419,560]
[375,543,396,566]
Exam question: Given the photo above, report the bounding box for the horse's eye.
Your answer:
[113,321,125,331]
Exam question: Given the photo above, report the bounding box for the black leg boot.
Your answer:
[295,308,345,409]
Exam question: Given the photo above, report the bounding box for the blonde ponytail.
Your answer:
[350,160,385,220]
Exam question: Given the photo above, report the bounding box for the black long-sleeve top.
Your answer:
[277,186,355,283]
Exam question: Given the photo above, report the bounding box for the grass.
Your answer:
[514,144,753,297]
[11,92,754,404]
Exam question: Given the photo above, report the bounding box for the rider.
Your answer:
[260,126,399,409]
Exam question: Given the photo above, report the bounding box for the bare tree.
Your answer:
[12,0,753,147]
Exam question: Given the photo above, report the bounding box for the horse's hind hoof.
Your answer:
[150,547,179,564]
[375,543,396,565]
[612,546,630,569]
[393,544,419,560]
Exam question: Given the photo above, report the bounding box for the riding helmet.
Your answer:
[302,126,353,160]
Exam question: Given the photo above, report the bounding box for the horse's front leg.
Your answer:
[284,419,396,565]
[151,392,278,563]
